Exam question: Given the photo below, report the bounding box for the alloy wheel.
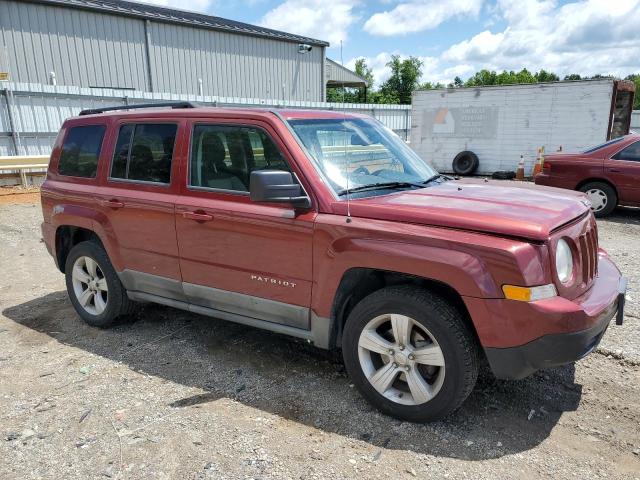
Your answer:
[71,256,108,315]
[358,313,446,406]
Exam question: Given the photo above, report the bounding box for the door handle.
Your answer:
[100,199,124,209]
[182,211,213,222]
[608,169,621,173]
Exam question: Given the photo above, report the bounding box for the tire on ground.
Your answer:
[579,181,617,217]
[452,151,479,175]
[341,285,479,422]
[64,240,136,327]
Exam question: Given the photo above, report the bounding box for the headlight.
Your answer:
[555,239,573,284]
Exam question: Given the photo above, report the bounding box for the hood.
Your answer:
[334,179,590,241]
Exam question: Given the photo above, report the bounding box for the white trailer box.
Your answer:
[410,79,635,176]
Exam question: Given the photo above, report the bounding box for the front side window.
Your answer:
[58,125,106,178]
[190,124,290,192]
[110,124,177,184]
[288,117,436,196]
[612,141,640,162]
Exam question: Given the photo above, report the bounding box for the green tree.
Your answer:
[514,68,536,84]
[447,76,463,88]
[369,89,400,104]
[465,69,498,86]
[354,58,374,89]
[419,81,445,89]
[378,55,424,104]
[625,74,640,109]
[326,87,360,103]
[564,74,582,81]
[495,70,516,84]
[534,69,560,82]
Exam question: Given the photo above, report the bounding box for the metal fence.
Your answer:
[0,82,412,156]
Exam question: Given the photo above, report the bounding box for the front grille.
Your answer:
[578,222,598,284]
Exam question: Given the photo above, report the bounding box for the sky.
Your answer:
[142,0,640,87]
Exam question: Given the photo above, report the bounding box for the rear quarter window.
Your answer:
[58,125,106,178]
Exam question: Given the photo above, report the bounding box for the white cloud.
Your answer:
[364,0,483,36]
[443,30,505,63]
[260,0,360,46]
[441,0,640,78]
[141,0,214,12]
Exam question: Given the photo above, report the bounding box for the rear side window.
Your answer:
[110,124,177,184]
[58,125,106,178]
[612,141,640,162]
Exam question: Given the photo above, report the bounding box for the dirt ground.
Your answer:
[0,186,41,205]
[0,194,639,480]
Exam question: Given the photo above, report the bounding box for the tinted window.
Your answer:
[190,125,290,192]
[58,125,106,177]
[110,124,177,184]
[612,141,640,162]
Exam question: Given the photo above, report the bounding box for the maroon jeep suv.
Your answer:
[41,102,626,422]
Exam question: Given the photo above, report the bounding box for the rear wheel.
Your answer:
[65,241,136,327]
[579,182,617,217]
[342,285,478,422]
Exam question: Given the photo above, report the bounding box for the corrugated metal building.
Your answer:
[325,58,367,88]
[0,0,337,101]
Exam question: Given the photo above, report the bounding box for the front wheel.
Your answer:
[342,285,479,422]
[65,241,136,327]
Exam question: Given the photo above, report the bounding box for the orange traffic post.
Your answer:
[516,154,525,180]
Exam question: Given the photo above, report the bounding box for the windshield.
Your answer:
[288,117,437,196]
[583,137,625,153]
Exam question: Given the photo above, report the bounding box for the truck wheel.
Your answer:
[579,182,617,217]
[452,151,479,175]
[64,241,136,328]
[342,285,478,422]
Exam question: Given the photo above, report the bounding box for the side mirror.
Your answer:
[249,170,311,209]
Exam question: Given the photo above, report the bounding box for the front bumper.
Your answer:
[465,253,626,380]
[485,276,625,379]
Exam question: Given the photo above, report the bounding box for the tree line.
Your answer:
[327,55,640,109]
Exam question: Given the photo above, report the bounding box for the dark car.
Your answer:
[41,102,626,422]
[535,134,640,216]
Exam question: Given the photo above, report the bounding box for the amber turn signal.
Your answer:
[502,284,557,302]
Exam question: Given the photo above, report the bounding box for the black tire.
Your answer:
[578,181,617,217]
[452,151,479,175]
[342,285,479,422]
[64,240,136,327]
[491,170,516,180]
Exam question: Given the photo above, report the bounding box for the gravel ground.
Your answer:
[0,198,639,479]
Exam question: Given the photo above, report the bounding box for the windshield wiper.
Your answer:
[337,181,425,196]
[422,173,443,184]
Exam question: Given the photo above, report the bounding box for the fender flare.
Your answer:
[51,204,124,272]
[311,237,500,319]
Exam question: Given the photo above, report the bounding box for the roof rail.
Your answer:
[79,101,199,116]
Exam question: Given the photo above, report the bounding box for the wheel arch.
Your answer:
[575,177,618,196]
[328,268,481,351]
[55,225,103,273]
